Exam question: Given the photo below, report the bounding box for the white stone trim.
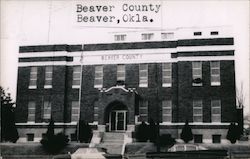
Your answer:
[160,122,231,126]
[19,51,68,57]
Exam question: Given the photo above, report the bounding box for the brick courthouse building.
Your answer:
[15,26,238,143]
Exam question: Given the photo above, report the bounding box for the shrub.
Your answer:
[180,120,193,143]
[159,134,176,148]
[136,121,149,142]
[148,119,157,142]
[77,120,93,143]
[40,119,69,154]
[41,132,69,154]
[226,122,241,144]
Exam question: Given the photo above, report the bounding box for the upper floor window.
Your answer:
[114,34,126,41]
[193,100,203,122]
[117,65,125,82]
[27,101,36,122]
[43,100,51,121]
[211,31,219,35]
[44,66,53,88]
[29,67,37,89]
[71,101,80,122]
[141,33,154,40]
[162,63,172,87]
[162,100,172,122]
[194,32,202,36]
[210,61,220,86]
[211,100,221,122]
[139,100,148,122]
[161,32,174,39]
[94,65,103,88]
[72,66,81,88]
[139,64,148,87]
[192,62,202,86]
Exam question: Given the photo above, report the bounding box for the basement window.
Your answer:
[194,32,202,36]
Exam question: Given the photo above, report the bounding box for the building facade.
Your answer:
[16,26,237,143]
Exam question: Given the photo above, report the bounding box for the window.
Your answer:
[29,67,37,89]
[162,63,172,87]
[71,133,77,141]
[71,101,80,122]
[44,66,53,88]
[139,100,148,122]
[141,33,154,40]
[27,101,36,122]
[161,32,174,39]
[27,134,34,141]
[139,64,148,87]
[192,62,202,86]
[210,61,220,86]
[94,65,103,88]
[211,31,219,35]
[194,32,202,36]
[43,101,51,120]
[212,135,221,143]
[117,65,125,82]
[72,66,81,88]
[193,100,203,122]
[162,100,172,122]
[194,135,203,143]
[211,100,221,122]
[114,34,126,41]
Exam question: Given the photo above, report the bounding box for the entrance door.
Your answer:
[110,111,126,131]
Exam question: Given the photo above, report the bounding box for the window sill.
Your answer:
[139,84,148,88]
[211,82,221,86]
[44,85,52,89]
[72,85,80,89]
[192,84,202,87]
[162,84,172,87]
[28,86,37,89]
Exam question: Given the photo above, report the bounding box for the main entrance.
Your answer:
[105,101,128,132]
[110,110,127,131]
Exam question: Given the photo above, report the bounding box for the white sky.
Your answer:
[0,0,249,115]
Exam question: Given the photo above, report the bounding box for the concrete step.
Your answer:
[98,143,124,155]
[102,132,124,143]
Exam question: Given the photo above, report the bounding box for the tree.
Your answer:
[180,120,193,143]
[135,121,149,142]
[40,119,69,153]
[0,86,19,143]
[77,120,93,143]
[226,123,241,144]
[148,118,157,142]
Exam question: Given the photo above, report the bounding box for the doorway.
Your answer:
[109,110,127,131]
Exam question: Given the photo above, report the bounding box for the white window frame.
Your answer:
[114,34,126,41]
[162,100,172,123]
[211,100,221,123]
[117,65,125,81]
[141,33,154,40]
[139,64,148,87]
[29,67,37,89]
[210,61,220,86]
[162,63,172,87]
[43,101,51,120]
[193,100,203,123]
[44,66,53,89]
[94,65,103,88]
[192,62,202,86]
[27,101,36,123]
[72,66,81,89]
[71,101,80,122]
[139,100,148,122]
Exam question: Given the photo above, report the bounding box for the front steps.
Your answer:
[99,132,125,155]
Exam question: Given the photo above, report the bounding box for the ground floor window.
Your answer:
[194,134,203,143]
[71,133,77,141]
[27,133,34,141]
[212,135,221,143]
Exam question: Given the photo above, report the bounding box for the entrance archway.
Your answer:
[105,101,128,132]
